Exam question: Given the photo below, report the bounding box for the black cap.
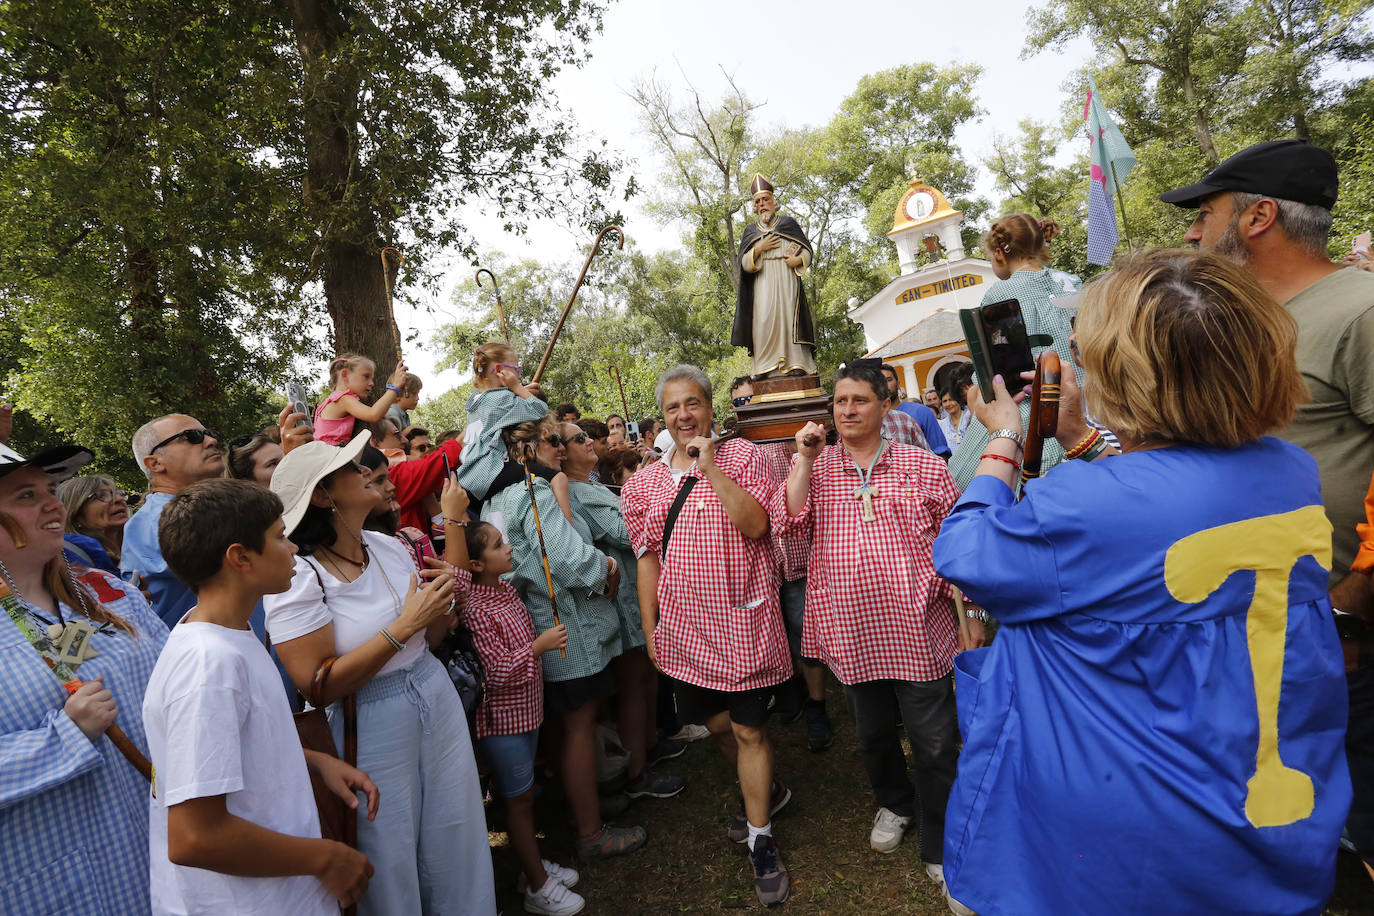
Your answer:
[1159,140,1338,210]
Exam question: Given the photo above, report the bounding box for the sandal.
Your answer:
[575,823,647,861]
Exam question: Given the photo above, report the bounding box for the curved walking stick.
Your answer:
[532,225,624,384]
[609,365,631,422]
[380,247,405,360]
[521,464,567,658]
[1019,350,1062,498]
[474,267,510,343]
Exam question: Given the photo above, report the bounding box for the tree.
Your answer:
[0,0,625,478]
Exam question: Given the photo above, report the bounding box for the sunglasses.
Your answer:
[543,434,565,447]
[565,432,589,444]
[731,395,753,407]
[151,428,220,452]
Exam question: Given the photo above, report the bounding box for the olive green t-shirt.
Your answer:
[1278,267,1374,587]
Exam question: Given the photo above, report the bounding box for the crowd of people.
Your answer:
[0,137,1371,916]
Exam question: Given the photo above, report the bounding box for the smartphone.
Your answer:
[626,421,640,443]
[978,299,1036,397]
[442,450,453,479]
[285,381,312,428]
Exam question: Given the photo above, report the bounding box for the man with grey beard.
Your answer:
[732,174,817,378]
[1163,138,1374,881]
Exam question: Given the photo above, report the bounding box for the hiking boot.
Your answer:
[575,823,647,862]
[524,877,586,915]
[926,862,977,916]
[625,767,686,799]
[869,807,912,853]
[646,735,688,765]
[727,780,793,843]
[750,835,791,906]
[806,704,832,751]
[516,860,580,894]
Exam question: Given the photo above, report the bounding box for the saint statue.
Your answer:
[731,175,817,378]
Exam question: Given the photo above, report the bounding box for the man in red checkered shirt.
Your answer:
[730,375,833,752]
[771,359,982,914]
[622,364,793,907]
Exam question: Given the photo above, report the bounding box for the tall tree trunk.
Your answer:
[1180,69,1220,167]
[284,0,399,382]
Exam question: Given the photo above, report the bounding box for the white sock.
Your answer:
[746,820,773,851]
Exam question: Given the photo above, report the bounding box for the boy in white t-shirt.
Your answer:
[143,478,378,915]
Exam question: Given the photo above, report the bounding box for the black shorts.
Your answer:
[544,666,617,716]
[674,680,774,729]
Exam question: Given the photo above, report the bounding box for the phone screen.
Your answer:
[626,421,640,443]
[979,299,1036,395]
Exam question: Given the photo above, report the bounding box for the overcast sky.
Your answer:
[397,0,1094,396]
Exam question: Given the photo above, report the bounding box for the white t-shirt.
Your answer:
[143,620,335,916]
[265,530,422,677]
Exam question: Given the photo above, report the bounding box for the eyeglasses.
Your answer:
[84,488,124,505]
[495,362,522,374]
[150,428,220,452]
[566,432,589,444]
[543,434,564,447]
[731,395,753,407]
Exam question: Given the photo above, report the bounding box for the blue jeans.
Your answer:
[330,651,496,915]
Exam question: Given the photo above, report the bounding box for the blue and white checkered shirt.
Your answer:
[0,571,168,913]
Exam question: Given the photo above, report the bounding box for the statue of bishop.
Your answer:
[731,175,817,378]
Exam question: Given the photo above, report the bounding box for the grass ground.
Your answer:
[484,681,1374,915]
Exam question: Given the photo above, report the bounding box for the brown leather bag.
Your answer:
[293,656,359,849]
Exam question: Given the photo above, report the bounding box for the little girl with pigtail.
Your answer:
[314,354,410,446]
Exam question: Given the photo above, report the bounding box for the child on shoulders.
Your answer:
[144,478,377,915]
[315,354,410,446]
[462,521,582,915]
[457,343,551,500]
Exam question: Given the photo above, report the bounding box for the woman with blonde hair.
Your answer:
[0,442,168,913]
[932,250,1349,915]
[949,213,1084,489]
[57,474,131,574]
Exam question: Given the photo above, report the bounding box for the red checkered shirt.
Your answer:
[463,581,542,738]
[621,438,792,692]
[759,441,809,581]
[769,439,961,685]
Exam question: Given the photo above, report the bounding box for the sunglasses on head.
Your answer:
[151,428,220,452]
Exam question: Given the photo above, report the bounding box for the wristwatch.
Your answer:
[986,428,1025,449]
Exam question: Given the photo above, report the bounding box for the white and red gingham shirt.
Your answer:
[769,439,961,685]
[464,581,542,738]
[759,441,809,582]
[622,438,792,692]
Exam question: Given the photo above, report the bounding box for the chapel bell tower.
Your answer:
[888,180,966,273]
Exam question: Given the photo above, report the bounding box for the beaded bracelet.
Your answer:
[385,384,401,394]
[1080,439,1110,462]
[980,452,1021,470]
[1063,428,1103,460]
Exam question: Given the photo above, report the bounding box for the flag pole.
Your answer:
[1109,163,1133,250]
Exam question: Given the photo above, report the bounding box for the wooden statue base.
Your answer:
[733,373,834,445]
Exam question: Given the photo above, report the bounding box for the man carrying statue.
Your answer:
[732,174,817,378]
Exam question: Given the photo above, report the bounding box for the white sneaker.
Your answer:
[925,863,977,916]
[670,723,711,742]
[869,807,913,853]
[516,859,580,893]
[524,877,586,915]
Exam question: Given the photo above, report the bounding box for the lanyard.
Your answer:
[0,579,81,686]
[851,438,887,496]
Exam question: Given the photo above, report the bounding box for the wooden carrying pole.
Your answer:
[532,225,624,384]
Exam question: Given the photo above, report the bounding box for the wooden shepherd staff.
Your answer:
[474,267,510,343]
[1019,349,1062,498]
[380,246,404,361]
[521,464,567,658]
[532,225,624,384]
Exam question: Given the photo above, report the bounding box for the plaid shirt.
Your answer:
[622,438,792,692]
[882,408,929,450]
[759,441,809,581]
[770,440,961,684]
[464,581,542,738]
